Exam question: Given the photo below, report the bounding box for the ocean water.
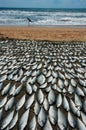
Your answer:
[0,8,86,26]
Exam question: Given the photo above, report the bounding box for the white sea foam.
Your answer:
[0,9,86,26]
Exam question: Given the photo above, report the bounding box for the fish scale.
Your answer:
[0,40,86,130]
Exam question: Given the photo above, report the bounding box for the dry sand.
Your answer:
[0,26,86,41]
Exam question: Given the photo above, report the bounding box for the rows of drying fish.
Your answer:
[0,39,86,130]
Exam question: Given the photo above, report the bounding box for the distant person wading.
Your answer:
[27,17,32,25]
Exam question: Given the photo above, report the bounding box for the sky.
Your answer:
[0,0,86,8]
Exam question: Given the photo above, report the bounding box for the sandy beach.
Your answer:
[0,26,86,41]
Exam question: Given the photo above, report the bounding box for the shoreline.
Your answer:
[0,26,86,41]
[0,25,86,28]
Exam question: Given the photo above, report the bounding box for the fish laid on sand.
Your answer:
[0,39,86,130]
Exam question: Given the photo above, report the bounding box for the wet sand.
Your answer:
[0,26,86,41]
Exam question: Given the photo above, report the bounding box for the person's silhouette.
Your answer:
[27,17,32,23]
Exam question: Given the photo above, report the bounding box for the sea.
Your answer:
[0,8,86,26]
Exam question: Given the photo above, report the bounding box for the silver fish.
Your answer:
[58,108,67,130]
[49,106,57,125]
[19,109,29,130]
[62,88,67,93]
[68,111,76,128]
[7,73,13,80]
[37,63,42,69]
[32,64,37,70]
[32,84,37,92]
[77,118,86,130]
[24,71,31,76]
[1,110,14,129]
[29,116,36,130]
[45,86,51,93]
[63,96,70,111]
[0,108,3,120]
[81,112,86,125]
[37,89,44,104]
[19,69,23,77]
[64,79,69,87]
[5,97,14,111]
[46,70,51,78]
[13,84,22,96]
[34,101,40,115]
[0,96,7,108]
[26,83,32,95]
[30,77,36,84]
[75,94,82,110]
[25,94,34,109]
[56,94,62,108]
[47,76,53,83]
[79,79,85,87]
[83,87,86,94]
[58,79,64,89]
[68,85,74,94]
[70,99,80,117]
[52,78,57,84]
[83,99,86,113]
[21,76,27,83]
[16,95,26,111]
[52,71,58,78]
[13,74,18,81]
[51,84,57,90]
[2,83,10,96]
[58,72,65,80]
[48,89,56,105]
[40,82,47,89]
[43,118,53,130]
[9,112,18,129]
[71,79,77,87]
[76,86,84,96]
[37,74,46,85]
[9,84,16,96]
[0,82,3,90]
[43,98,49,111]
[0,74,7,82]
[38,107,47,127]
[31,70,37,76]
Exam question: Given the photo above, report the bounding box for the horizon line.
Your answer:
[0,7,86,9]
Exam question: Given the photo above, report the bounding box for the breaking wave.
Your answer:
[0,8,86,26]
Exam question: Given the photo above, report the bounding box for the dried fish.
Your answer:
[48,89,56,105]
[29,116,36,130]
[16,95,25,111]
[9,112,18,129]
[25,94,34,109]
[0,96,7,108]
[18,109,29,130]
[2,83,10,95]
[1,110,14,129]
[38,107,47,127]
[49,106,57,125]
[37,89,44,104]
[5,97,14,111]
